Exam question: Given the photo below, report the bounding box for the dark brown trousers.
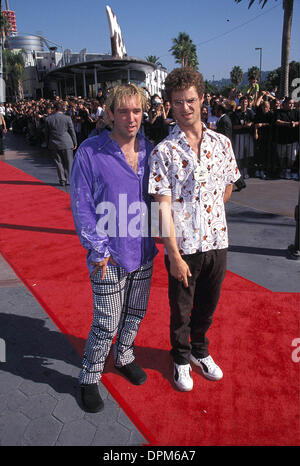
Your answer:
[165,248,227,364]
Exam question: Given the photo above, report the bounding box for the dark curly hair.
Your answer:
[164,68,205,102]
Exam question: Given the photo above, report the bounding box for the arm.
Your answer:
[1,115,7,132]
[67,117,77,149]
[154,194,191,288]
[223,184,233,203]
[70,148,112,277]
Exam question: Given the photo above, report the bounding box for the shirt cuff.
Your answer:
[89,248,110,263]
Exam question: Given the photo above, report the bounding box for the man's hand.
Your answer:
[169,255,191,288]
[91,256,117,279]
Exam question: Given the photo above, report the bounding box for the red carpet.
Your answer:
[0,160,299,446]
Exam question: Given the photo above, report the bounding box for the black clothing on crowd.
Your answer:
[217,113,246,191]
[78,107,90,142]
[231,108,254,134]
[254,110,276,176]
[216,114,233,141]
[275,108,300,144]
[96,94,105,107]
[148,113,169,145]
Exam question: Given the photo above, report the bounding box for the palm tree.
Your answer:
[247,65,261,82]
[0,12,11,41]
[145,55,163,67]
[169,32,199,70]
[230,65,244,86]
[235,0,294,98]
[3,49,25,100]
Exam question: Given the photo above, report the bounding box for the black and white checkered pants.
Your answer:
[79,261,153,385]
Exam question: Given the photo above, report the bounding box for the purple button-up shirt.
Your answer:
[70,130,158,274]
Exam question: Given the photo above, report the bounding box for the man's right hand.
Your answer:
[91,256,117,279]
[169,255,191,288]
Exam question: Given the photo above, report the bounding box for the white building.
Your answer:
[7,34,167,101]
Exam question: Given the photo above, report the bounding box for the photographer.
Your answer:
[148,95,169,145]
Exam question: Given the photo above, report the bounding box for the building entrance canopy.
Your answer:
[45,55,156,99]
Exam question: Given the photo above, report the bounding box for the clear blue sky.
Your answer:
[8,0,300,81]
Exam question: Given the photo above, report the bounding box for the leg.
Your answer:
[62,148,74,184]
[190,249,227,359]
[51,149,66,184]
[277,144,287,177]
[165,253,201,365]
[114,261,153,367]
[79,266,127,385]
[0,133,3,154]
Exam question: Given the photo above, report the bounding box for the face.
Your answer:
[241,99,248,110]
[171,86,203,130]
[201,106,208,120]
[164,101,171,111]
[285,99,294,110]
[109,94,143,141]
[262,104,269,114]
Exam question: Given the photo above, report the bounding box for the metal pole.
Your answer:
[82,71,87,98]
[255,48,262,82]
[94,67,98,97]
[73,74,77,97]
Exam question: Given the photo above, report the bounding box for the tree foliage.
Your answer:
[234,0,294,97]
[169,32,198,70]
[247,66,260,82]
[145,55,163,67]
[234,0,272,8]
[264,60,300,93]
[230,66,244,86]
[0,12,11,40]
[3,49,25,100]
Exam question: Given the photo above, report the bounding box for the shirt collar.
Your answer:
[171,122,219,145]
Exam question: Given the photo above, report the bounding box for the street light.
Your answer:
[255,47,262,82]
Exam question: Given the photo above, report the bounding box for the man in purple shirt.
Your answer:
[70,84,158,413]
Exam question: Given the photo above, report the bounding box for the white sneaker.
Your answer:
[190,354,223,381]
[173,363,193,391]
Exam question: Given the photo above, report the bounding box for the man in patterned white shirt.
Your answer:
[149,68,240,391]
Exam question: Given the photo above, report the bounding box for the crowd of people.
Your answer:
[0,82,299,183]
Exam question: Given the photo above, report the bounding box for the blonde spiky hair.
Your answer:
[104,83,147,128]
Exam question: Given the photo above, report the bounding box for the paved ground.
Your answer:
[0,131,299,446]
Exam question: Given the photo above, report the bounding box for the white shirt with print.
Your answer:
[148,123,240,254]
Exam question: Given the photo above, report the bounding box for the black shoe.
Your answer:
[234,177,246,192]
[59,180,66,186]
[115,361,147,385]
[80,383,104,413]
